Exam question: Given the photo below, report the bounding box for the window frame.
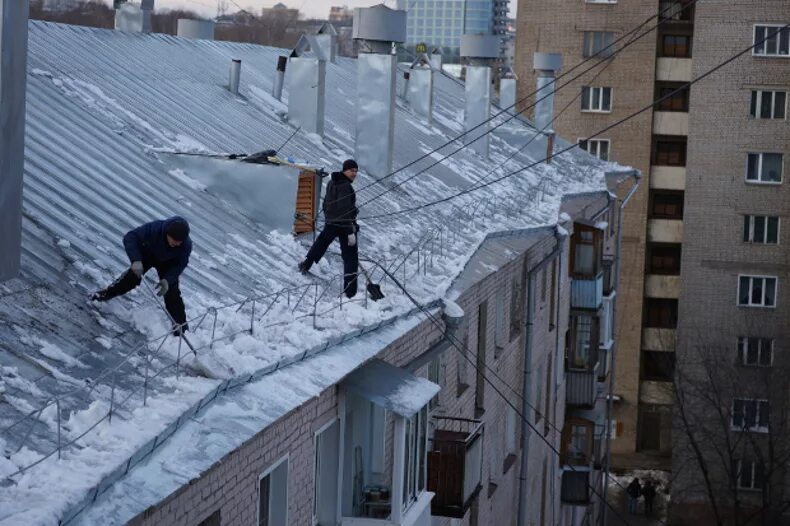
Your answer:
[643,298,678,329]
[746,153,784,184]
[647,243,682,275]
[582,31,616,58]
[655,82,690,112]
[578,138,611,161]
[258,455,290,526]
[736,459,765,491]
[659,34,692,58]
[581,86,613,113]
[653,137,687,166]
[737,337,774,367]
[737,275,778,308]
[650,190,684,220]
[731,398,770,433]
[750,90,787,119]
[641,350,675,382]
[742,214,780,244]
[753,24,790,58]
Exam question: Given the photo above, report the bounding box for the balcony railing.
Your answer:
[428,417,484,518]
[566,362,599,407]
[561,469,591,505]
[571,272,604,310]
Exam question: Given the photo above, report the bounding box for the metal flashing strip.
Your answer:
[61,300,441,525]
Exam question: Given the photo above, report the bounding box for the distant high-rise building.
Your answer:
[397,0,509,63]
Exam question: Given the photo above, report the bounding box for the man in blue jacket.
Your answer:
[93,217,192,333]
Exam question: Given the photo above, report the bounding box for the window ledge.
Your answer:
[745,181,783,186]
[503,454,518,475]
[731,426,769,434]
[581,109,612,114]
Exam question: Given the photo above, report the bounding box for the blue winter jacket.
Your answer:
[123,217,192,286]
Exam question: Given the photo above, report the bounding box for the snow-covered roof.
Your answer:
[0,21,633,524]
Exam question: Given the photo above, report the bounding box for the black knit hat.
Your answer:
[166,218,190,242]
[342,159,359,172]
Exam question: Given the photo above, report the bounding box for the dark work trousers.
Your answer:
[305,224,359,298]
[102,264,188,328]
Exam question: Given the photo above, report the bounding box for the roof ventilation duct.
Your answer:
[115,0,153,32]
[0,0,29,281]
[352,5,406,178]
[532,52,562,132]
[406,54,434,125]
[460,34,499,160]
[430,47,443,70]
[229,59,241,95]
[314,23,338,63]
[499,72,517,116]
[177,18,215,40]
[288,36,327,136]
[272,55,287,101]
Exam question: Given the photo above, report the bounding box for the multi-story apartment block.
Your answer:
[0,12,638,526]
[516,0,694,469]
[396,0,508,63]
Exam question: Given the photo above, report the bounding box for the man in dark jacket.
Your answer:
[93,216,192,333]
[626,478,642,514]
[299,159,359,298]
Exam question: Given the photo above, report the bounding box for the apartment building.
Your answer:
[672,2,790,523]
[515,0,693,469]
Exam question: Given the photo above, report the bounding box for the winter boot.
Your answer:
[298,259,312,275]
[91,289,111,302]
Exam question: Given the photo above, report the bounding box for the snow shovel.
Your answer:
[358,262,385,301]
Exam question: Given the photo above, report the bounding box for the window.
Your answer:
[314,422,339,526]
[732,399,769,432]
[747,153,783,183]
[475,302,487,412]
[535,364,543,423]
[642,351,675,382]
[659,1,693,21]
[650,190,684,220]
[568,315,596,369]
[750,90,786,119]
[198,510,221,526]
[753,25,790,58]
[562,420,593,465]
[736,459,765,491]
[583,31,615,58]
[653,137,687,166]
[578,139,610,161]
[644,298,678,328]
[743,215,780,244]
[571,225,602,277]
[581,86,612,112]
[503,405,518,472]
[457,332,470,397]
[544,355,552,435]
[659,34,692,57]
[549,259,557,330]
[737,337,774,367]
[494,287,506,353]
[647,243,681,275]
[738,275,777,307]
[403,407,428,507]
[510,276,523,340]
[259,457,288,526]
[655,82,690,111]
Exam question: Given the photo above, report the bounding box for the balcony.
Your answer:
[561,469,591,505]
[653,111,689,136]
[648,219,683,243]
[656,57,692,82]
[645,274,680,299]
[599,293,615,350]
[567,362,599,407]
[571,272,604,310]
[642,328,676,351]
[650,166,686,190]
[428,417,484,519]
[602,256,615,295]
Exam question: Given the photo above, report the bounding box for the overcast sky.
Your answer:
[149,0,515,25]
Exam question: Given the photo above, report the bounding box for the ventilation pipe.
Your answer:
[460,34,499,160]
[430,47,443,71]
[229,59,241,95]
[352,5,407,178]
[177,18,215,40]
[315,23,338,63]
[407,54,434,125]
[532,52,563,132]
[0,0,29,281]
[140,0,153,32]
[115,3,144,32]
[499,72,517,116]
[287,38,327,136]
[272,55,287,101]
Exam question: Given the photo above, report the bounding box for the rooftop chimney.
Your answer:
[0,0,28,281]
[314,23,338,63]
[430,47,443,71]
[532,52,563,132]
[177,18,215,40]
[287,36,327,136]
[229,59,241,96]
[406,55,434,125]
[499,72,517,115]
[460,34,499,159]
[352,5,406,178]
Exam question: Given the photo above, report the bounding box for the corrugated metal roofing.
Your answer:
[0,21,623,524]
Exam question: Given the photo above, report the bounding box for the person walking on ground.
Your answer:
[93,216,192,334]
[642,479,657,516]
[626,478,642,514]
[299,159,359,298]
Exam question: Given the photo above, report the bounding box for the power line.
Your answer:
[359,22,789,222]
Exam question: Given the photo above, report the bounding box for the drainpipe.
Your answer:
[517,228,567,526]
[601,171,641,526]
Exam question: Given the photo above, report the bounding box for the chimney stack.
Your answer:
[352,5,407,178]
[460,34,499,159]
[0,0,29,281]
[532,52,563,132]
[229,59,241,95]
[430,47,443,71]
[406,55,434,125]
[287,37,327,136]
[499,72,517,116]
[177,18,215,40]
[315,23,338,64]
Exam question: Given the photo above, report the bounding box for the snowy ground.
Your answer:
[608,469,671,525]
